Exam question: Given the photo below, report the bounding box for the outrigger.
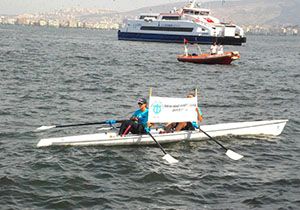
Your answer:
[36,93,288,163]
[37,119,287,148]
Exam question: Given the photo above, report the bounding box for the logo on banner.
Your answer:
[151,102,162,114]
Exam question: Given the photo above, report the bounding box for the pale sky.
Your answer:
[0,0,185,15]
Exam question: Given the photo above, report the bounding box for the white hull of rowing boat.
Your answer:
[37,119,288,148]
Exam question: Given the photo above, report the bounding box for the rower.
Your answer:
[118,98,151,136]
[163,92,203,133]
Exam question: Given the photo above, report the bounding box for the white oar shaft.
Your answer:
[35,120,125,131]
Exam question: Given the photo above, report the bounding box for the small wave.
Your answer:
[242,196,266,208]
[73,55,92,60]
[0,130,37,139]
[44,198,76,209]
[154,185,193,197]
[136,171,173,183]
[264,178,300,187]
[74,196,112,209]
[0,175,17,186]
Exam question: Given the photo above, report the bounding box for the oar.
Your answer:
[199,127,244,160]
[147,132,179,164]
[36,120,125,131]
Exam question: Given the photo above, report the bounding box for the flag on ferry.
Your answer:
[205,18,214,23]
[148,96,198,123]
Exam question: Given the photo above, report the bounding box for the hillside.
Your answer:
[116,0,300,26]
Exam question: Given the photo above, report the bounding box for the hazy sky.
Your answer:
[0,0,185,15]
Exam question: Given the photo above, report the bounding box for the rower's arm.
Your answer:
[196,107,203,122]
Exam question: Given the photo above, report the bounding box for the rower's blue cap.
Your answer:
[137,98,147,104]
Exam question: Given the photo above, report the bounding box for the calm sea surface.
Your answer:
[0,25,299,209]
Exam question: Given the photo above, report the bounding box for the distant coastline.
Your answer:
[1,16,298,36]
[0,8,121,30]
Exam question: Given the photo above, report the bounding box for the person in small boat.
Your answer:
[163,92,203,133]
[217,42,224,55]
[118,98,151,136]
[210,42,217,55]
[183,38,189,56]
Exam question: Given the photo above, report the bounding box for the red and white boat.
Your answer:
[177,51,240,64]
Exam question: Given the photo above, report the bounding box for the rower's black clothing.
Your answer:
[118,120,147,135]
[182,122,195,130]
[170,122,195,131]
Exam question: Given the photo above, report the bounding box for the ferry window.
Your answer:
[162,16,180,20]
[195,11,199,15]
[184,10,193,14]
[141,26,193,32]
[139,15,157,19]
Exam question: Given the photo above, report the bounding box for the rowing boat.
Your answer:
[37,119,288,148]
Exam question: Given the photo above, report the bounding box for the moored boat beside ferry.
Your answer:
[177,51,240,64]
[118,0,246,45]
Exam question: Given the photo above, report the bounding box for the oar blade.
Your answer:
[226,149,244,160]
[162,154,179,164]
[35,125,56,131]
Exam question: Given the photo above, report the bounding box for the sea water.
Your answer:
[0,25,299,209]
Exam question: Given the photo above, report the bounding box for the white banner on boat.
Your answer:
[148,96,198,123]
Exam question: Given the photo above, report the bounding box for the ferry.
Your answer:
[118,0,246,45]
